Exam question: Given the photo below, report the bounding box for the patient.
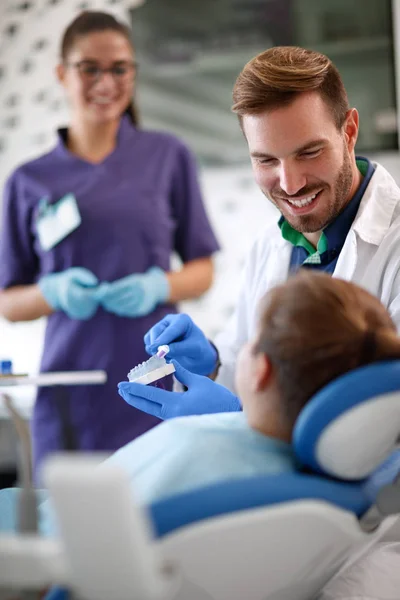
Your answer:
[106,270,400,505]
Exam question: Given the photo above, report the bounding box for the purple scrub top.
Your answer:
[0,116,219,479]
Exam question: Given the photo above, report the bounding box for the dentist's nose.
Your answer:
[279,161,307,196]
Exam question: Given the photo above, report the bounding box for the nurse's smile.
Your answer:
[88,93,120,113]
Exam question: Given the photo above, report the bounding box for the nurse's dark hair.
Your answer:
[254,271,400,434]
[60,10,139,126]
[232,46,349,129]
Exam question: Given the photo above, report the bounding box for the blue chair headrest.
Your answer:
[293,361,400,480]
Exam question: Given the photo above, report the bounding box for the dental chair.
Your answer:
[1,361,400,600]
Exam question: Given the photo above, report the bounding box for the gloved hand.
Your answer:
[38,267,99,320]
[144,313,217,376]
[118,360,241,419]
[97,266,169,318]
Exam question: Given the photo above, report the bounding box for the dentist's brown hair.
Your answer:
[232,46,349,130]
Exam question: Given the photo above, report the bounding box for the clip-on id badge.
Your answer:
[37,193,82,251]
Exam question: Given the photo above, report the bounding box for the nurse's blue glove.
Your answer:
[98,267,169,318]
[38,267,99,320]
[144,313,217,376]
[118,360,241,419]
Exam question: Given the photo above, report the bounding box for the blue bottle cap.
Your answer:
[0,359,13,374]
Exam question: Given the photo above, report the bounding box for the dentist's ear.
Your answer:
[343,108,359,152]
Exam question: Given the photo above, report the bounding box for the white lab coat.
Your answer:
[215,162,400,393]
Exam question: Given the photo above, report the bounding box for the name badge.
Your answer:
[36,193,82,251]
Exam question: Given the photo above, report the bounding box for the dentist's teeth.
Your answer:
[287,193,317,207]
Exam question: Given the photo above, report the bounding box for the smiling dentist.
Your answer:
[119,45,400,417]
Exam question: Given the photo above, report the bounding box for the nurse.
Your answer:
[119,45,400,418]
[0,11,219,479]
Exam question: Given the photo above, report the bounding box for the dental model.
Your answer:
[127,345,175,385]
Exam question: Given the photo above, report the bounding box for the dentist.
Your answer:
[119,45,400,417]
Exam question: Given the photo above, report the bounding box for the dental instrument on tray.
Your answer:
[0,371,107,388]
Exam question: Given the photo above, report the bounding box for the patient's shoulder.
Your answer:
[165,412,248,432]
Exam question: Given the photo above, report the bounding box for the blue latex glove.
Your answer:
[144,313,217,376]
[97,266,169,318]
[38,267,99,320]
[118,360,241,419]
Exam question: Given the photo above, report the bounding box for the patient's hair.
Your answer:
[255,271,400,430]
[232,46,349,129]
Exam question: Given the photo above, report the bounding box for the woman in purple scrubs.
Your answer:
[0,11,219,480]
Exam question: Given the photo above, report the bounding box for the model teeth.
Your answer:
[287,193,317,207]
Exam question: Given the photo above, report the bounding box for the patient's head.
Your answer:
[235,271,400,441]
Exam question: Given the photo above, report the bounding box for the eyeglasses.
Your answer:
[67,60,138,85]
